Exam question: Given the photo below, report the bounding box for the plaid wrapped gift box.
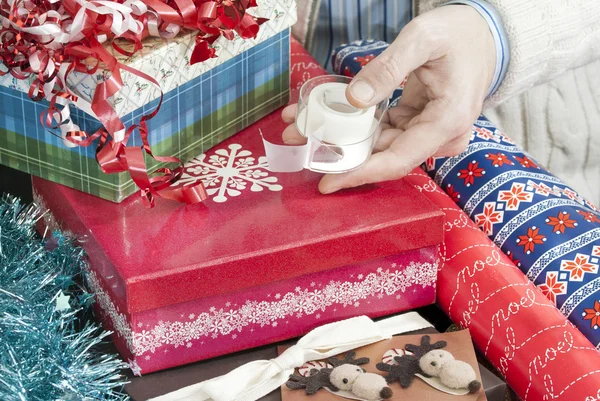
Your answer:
[0,0,296,203]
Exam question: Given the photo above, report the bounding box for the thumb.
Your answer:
[345,23,436,108]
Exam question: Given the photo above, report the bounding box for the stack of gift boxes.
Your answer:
[29,61,446,375]
[1,0,295,202]
[1,0,447,378]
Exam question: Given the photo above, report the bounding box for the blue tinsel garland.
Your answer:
[0,196,129,400]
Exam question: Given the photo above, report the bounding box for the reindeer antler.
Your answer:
[376,354,420,388]
[328,351,370,367]
[404,335,447,358]
[285,368,338,395]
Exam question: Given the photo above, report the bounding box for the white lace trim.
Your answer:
[87,260,437,356]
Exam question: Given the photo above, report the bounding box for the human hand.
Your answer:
[282,5,496,194]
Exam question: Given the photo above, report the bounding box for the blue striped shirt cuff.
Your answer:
[442,0,510,98]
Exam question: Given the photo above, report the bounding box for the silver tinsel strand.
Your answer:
[0,196,130,400]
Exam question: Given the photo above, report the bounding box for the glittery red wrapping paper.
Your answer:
[30,36,447,373]
[289,37,600,401]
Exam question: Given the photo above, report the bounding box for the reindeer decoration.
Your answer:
[376,335,482,394]
[286,351,393,400]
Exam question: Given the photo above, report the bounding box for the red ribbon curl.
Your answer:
[0,0,267,207]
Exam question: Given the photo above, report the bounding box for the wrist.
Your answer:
[442,0,510,98]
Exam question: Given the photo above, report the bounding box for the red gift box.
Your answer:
[31,41,445,375]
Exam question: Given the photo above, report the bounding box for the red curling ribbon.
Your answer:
[111,31,144,57]
[190,39,217,64]
[173,0,198,29]
[197,1,219,21]
[143,0,184,26]
[235,13,260,38]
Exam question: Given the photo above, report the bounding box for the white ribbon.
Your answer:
[149,312,432,401]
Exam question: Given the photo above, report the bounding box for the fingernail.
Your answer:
[282,115,294,123]
[321,186,339,195]
[349,79,375,104]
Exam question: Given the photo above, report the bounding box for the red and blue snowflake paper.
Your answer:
[332,41,600,348]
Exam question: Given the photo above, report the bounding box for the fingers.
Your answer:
[397,72,428,113]
[387,103,420,131]
[373,127,403,152]
[345,19,438,108]
[433,130,472,157]
[319,98,471,194]
[280,104,307,144]
[282,124,306,145]
[375,100,423,152]
[319,119,445,194]
[282,104,297,123]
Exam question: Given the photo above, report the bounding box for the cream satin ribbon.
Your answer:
[149,312,432,401]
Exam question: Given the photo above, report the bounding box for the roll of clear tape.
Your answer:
[302,82,376,145]
[262,77,388,174]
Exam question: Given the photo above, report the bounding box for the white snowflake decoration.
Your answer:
[127,359,142,376]
[179,144,283,203]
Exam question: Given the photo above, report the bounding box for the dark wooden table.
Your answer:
[1,165,33,203]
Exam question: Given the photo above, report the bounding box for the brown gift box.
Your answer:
[280,330,485,401]
[123,328,507,401]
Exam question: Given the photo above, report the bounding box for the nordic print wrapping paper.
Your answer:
[425,116,600,347]
[330,40,600,400]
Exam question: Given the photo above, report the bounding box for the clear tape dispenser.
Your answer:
[262,75,389,173]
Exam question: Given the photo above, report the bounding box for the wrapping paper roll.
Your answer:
[424,116,600,349]
[327,39,600,400]
[405,168,600,401]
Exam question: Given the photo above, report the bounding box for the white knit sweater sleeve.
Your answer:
[416,0,600,107]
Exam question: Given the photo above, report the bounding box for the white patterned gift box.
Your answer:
[0,0,297,118]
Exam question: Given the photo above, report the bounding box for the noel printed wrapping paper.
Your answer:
[407,168,600,401]
[30,38,445,374]
[333,41,600,400]
[0,0,296,203]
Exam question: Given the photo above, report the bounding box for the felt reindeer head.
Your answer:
[376,335,447,387]
[286,351,393,401]
[376,335,482,396]
[286,351,369,394]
